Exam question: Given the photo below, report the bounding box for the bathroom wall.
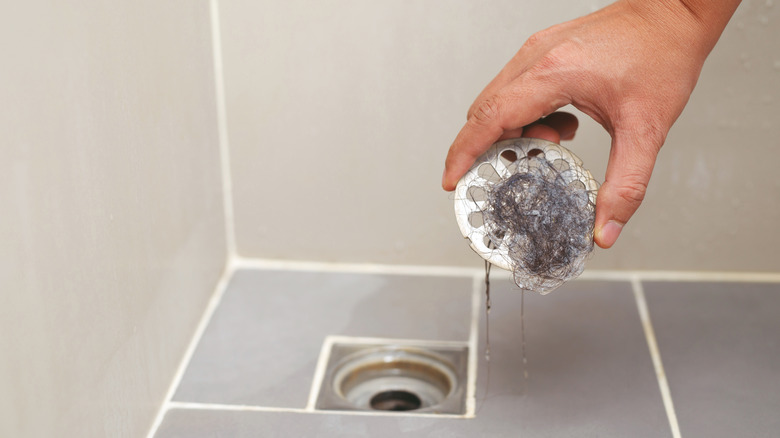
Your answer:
[0,2,226,437]
[221,0,780,272]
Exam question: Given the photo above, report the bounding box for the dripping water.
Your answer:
[479,244,529,413]
[484,257,492,361]
[521,288,528,380]
[477,257,492,413]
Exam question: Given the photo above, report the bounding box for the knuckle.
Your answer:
[536,51,565,72]
[643,122,667,150]
[523,27,556,50]
[523,31,545,50]
[618,109,670,151]
[526,42,579,80]
[614,178,648,206]
[466,102,479,120]
[471,97,503,126]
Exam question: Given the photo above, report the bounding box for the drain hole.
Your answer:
[370,390,422,411]
[315,343,468,415]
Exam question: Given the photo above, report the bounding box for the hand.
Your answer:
[442,0,740,248]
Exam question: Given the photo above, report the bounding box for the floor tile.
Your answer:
[160,273,670,437]
[172,270,473,407]
[644,281,780,437]
[155,408,468,438]
[466,278,669,437]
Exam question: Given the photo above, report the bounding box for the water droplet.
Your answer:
[773,60,780,70]
[759,16,769,25]
[766,0,773,7]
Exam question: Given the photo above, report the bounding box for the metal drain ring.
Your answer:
[331,347,457,411]
[453,138,599,271]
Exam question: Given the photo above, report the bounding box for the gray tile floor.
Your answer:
[172,270,473,408]
[644,282,780,438]
[154,269,780,438]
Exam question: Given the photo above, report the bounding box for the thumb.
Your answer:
[594,128,662,248]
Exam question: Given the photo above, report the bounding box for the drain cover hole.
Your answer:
[369,390,422,411]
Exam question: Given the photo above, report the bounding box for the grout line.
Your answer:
[167,401,468,419]
[209,0,237,257]
[631,277,682,438]
[233,256,482,278]
[233,257,780,284]
[305,336,336,411]
[582,270,780,283]
[145,259,236,438]
[316,335,470,348]
[465,273,482,418]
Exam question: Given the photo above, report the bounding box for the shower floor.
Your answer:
[150,265,780,437]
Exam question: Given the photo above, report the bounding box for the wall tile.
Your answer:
[221,0,779,271]
[0,2,225,436]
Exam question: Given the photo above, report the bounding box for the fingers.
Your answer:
[517,112,579,143]
[467,52,537,121]
[537,112,578,140]
[467,70,518,120]
[496,127,525,141]
[442,114,506,191]
[594,129,662,248]
[521,123,561,143]
[442,81,564,191]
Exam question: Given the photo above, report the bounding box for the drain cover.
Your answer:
[313,338,468,415]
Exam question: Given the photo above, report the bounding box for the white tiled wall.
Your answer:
[220,0,780,271]
[0,2,226,437]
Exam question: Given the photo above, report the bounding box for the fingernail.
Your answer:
[441,168,448,189]
[598,220,623,248]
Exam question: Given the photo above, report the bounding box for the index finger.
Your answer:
[442,81,564,190]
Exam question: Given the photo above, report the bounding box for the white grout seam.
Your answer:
[632,277,682,438]
[313,335,471,349]
[209,0,237,257]
[305,336,336,411]
[145,259,236,438]
[234,257,780,284]
[233,256,483,278]
[465,273,482,418]
[167,401,467,419]
[146,2,237,436]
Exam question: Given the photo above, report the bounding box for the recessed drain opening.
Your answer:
[336,352,454,411]
[370,390,422,411]
[314,340,468,415]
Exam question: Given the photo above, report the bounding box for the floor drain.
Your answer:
[370,390,422,411]
[314,338,468,415]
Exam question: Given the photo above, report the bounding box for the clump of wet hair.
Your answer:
[482,157,595,292]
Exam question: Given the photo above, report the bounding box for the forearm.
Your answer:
[624,0,742,55]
